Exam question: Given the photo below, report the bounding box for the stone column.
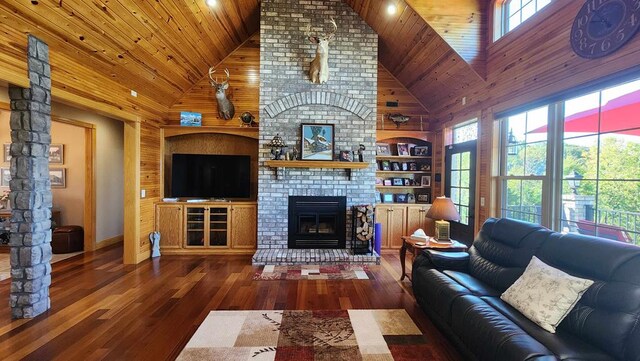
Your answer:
[8,35,53,319]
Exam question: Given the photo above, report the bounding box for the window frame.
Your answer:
[496,79,640,244]
[494,0,553,41]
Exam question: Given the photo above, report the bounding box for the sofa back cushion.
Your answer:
[468,218,552,292]
[538,232,640,361]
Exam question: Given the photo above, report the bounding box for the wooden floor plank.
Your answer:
[0,245,461,360]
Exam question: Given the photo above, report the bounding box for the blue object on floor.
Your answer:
[374,222,382,254]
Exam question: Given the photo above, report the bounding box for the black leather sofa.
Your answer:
[412,218,640,361]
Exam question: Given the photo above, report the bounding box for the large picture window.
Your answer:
[499,78,640,245]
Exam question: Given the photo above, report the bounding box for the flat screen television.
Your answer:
[171,154,251,199]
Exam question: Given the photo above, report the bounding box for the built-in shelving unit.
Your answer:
[376,131,433,205]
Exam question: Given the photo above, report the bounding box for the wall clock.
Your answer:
[571,0,640,59]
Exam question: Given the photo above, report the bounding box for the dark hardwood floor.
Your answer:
[0,245,461,361]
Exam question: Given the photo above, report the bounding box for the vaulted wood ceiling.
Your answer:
[0,0,259,107]
[345,0,486,116]
[0,0,486,120]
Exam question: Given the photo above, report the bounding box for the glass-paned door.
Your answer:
[185,207,206,246]
[445,140,477,244]
[209,207,228,246]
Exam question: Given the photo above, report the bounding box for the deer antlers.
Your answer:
[208,67,230,87]
[306,17,337,43]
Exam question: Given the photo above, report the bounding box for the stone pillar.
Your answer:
[8,35,53,319]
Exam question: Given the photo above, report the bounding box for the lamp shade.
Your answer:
[426,196,460,221]
[266,134,287,148]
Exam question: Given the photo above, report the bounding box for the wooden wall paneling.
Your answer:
[433,0,640,229]
[377,64,430,130]
[123,120,142,264]
[139,122,162,254]
[167,33,261,126]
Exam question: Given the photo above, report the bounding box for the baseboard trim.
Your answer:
[95,235,124,250]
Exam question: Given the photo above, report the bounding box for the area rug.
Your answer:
[177,309,428,360]
[0,252,83,281]
[253,265,372,280]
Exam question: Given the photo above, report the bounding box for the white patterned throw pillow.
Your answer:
[500,256,594,333]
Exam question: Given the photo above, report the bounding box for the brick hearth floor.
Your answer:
[252,249,380,266]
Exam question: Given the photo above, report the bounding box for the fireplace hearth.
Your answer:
[288,196,346,249]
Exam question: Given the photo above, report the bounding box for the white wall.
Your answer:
[1,86,124,244]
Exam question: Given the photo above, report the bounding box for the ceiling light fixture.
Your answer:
[387,3,397,15]
[206,0,217,7]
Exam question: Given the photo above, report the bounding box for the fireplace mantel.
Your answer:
[265,160,369,180]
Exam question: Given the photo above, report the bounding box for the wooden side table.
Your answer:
[400,236,468,281]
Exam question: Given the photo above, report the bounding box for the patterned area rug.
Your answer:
[178,309,428,360]
[253,265,372,280]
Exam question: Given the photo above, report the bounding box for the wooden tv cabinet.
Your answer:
[155,201,257,255]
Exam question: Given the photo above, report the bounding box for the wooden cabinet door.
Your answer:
[231,204,257,249]
[156,204,183,249]
[388,205,407,249]
[375,205,391,248]
[406,205,432,235]
[184,206,207,247]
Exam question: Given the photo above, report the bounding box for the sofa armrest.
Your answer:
[413,249,470,272]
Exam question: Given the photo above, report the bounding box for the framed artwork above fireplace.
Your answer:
[301,123,334,161]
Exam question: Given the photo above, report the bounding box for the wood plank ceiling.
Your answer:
[0,0,486,123]
[345,0,486,118]
[0,0,259,112]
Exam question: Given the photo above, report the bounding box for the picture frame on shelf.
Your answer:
[376,143,391,156]
[339,150,352,162]
[49,168,66,188]
[421,175,431,187]
[419,162,431,171]
[407,193,416,204]
[391,162,401,171]
[0,168,10,187]
[301,123,334,161]
[412,145,431,156]
[375,177,383,185]
[401,162,408,171]
[397,143,410,156]
[382,193,394,203]
[380,160,391,171]
[409,162,417,171]
[3,144,10,163]
[417,192,431,204]
[49,144,64,164]
[403,178,412,186]
[394,194,408,203]
[392,178,404,186]
[383,179,393,186]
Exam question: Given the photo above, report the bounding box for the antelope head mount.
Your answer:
[306,18,337,84]
[208,67,235,120]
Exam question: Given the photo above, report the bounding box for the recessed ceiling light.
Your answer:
[206,0,217,7]
[387,3,397,15]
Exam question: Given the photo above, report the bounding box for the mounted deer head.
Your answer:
[306,18,337,84]
[208,67,235,120]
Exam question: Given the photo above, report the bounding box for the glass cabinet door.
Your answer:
[185,207,206,247]
[209,207,228,247]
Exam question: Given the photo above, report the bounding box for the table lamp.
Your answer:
[266,134,287,160]
[425,196,460,242]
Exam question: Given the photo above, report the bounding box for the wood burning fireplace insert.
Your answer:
[288,196,346,249]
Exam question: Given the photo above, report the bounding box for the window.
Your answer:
[453,121,478,145]
[495,0,552,40]
[500,107,548,225]
[498,78,640,245]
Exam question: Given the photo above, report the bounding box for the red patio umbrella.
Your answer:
[529,89,640,136]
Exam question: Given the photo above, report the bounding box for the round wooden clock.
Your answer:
[571,0,640,59]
